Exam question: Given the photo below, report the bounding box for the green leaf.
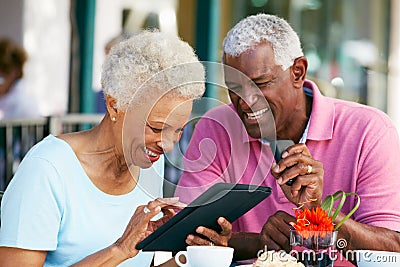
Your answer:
[320,190,361,231]
[334,193,360,231]
[332,191,347,221]
[321,194,334,216]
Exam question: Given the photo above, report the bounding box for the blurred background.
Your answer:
[0,0,399,190]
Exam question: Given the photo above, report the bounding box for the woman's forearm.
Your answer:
[70,244,127,267]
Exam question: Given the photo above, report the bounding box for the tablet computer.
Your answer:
[136,183,272,251]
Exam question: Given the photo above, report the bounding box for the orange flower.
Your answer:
[291,206,334,239]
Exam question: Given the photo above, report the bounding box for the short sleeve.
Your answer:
[0,156,65,250]
[354,123,400,231]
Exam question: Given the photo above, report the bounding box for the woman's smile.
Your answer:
[143,146,161,163]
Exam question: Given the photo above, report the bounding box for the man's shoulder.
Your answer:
[192,103,246,142]
[203,103,236,117]
[332,98,393,128]
[195,103,243,131]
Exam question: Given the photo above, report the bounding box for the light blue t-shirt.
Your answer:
[0,135,165,266]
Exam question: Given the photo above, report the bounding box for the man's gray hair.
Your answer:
[101,31,205,110]
[222,14,303,70]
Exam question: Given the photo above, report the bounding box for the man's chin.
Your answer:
[245,128,262,139]
[242,116,272,140]
[245,126,275,141]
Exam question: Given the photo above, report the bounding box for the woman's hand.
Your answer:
[114,197,186,260]
[271,143,323,208]
[185,217,232,247]
[146,198,186,235]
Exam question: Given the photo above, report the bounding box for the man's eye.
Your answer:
[256,81,272,88]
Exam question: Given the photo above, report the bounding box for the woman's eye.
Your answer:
[147,124,162,133]
[175,128,184,134]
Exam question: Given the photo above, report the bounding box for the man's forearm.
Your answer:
[336,213,400,252]
[229,232,262,260]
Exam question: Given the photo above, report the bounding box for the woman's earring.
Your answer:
[111,117,117,122]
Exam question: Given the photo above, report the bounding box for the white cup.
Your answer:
[357,250,400,267]
[174,246,234,267]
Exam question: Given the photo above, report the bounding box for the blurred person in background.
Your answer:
[0,38,40,120]
[0,31,232,266]
[96,8,136,114]
[95,32,135,113]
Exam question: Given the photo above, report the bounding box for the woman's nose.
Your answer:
[157,137,175,153]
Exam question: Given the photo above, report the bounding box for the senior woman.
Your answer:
[0,31,232,266]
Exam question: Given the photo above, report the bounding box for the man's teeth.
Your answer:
[144,147,157,157]
[246,108,269,120]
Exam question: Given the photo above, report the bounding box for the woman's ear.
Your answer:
[291,56,308,89]
[105,95,118,121]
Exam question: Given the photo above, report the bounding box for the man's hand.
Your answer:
[185,217,232,247]
[259,211,296,252]
[271,143,323,208]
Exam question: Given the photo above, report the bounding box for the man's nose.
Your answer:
[239,87,259,108]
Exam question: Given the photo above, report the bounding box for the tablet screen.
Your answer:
[136,183,272,251]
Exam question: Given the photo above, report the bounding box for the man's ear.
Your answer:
[291,56,308,89]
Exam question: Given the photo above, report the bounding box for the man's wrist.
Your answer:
[229,232,262,261]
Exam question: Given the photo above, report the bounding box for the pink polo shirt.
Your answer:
[175,80,400,234]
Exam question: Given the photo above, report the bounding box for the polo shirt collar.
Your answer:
[241,127,259,143]
[304,80,334,141]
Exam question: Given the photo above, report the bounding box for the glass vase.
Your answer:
[290,229,338,267]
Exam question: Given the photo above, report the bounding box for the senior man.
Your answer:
[176,14,400,262]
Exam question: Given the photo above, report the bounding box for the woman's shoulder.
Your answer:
[21,135,80,176]
[5,136,71,211]
[26,134,74,159]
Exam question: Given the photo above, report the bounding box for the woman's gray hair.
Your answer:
[101,31,205,110]
[222,14,303,70]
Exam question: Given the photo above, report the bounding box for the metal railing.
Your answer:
[0,117,49,189]
[0,112,199,194]
[0,114,104,190]
[49,113,103,135]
